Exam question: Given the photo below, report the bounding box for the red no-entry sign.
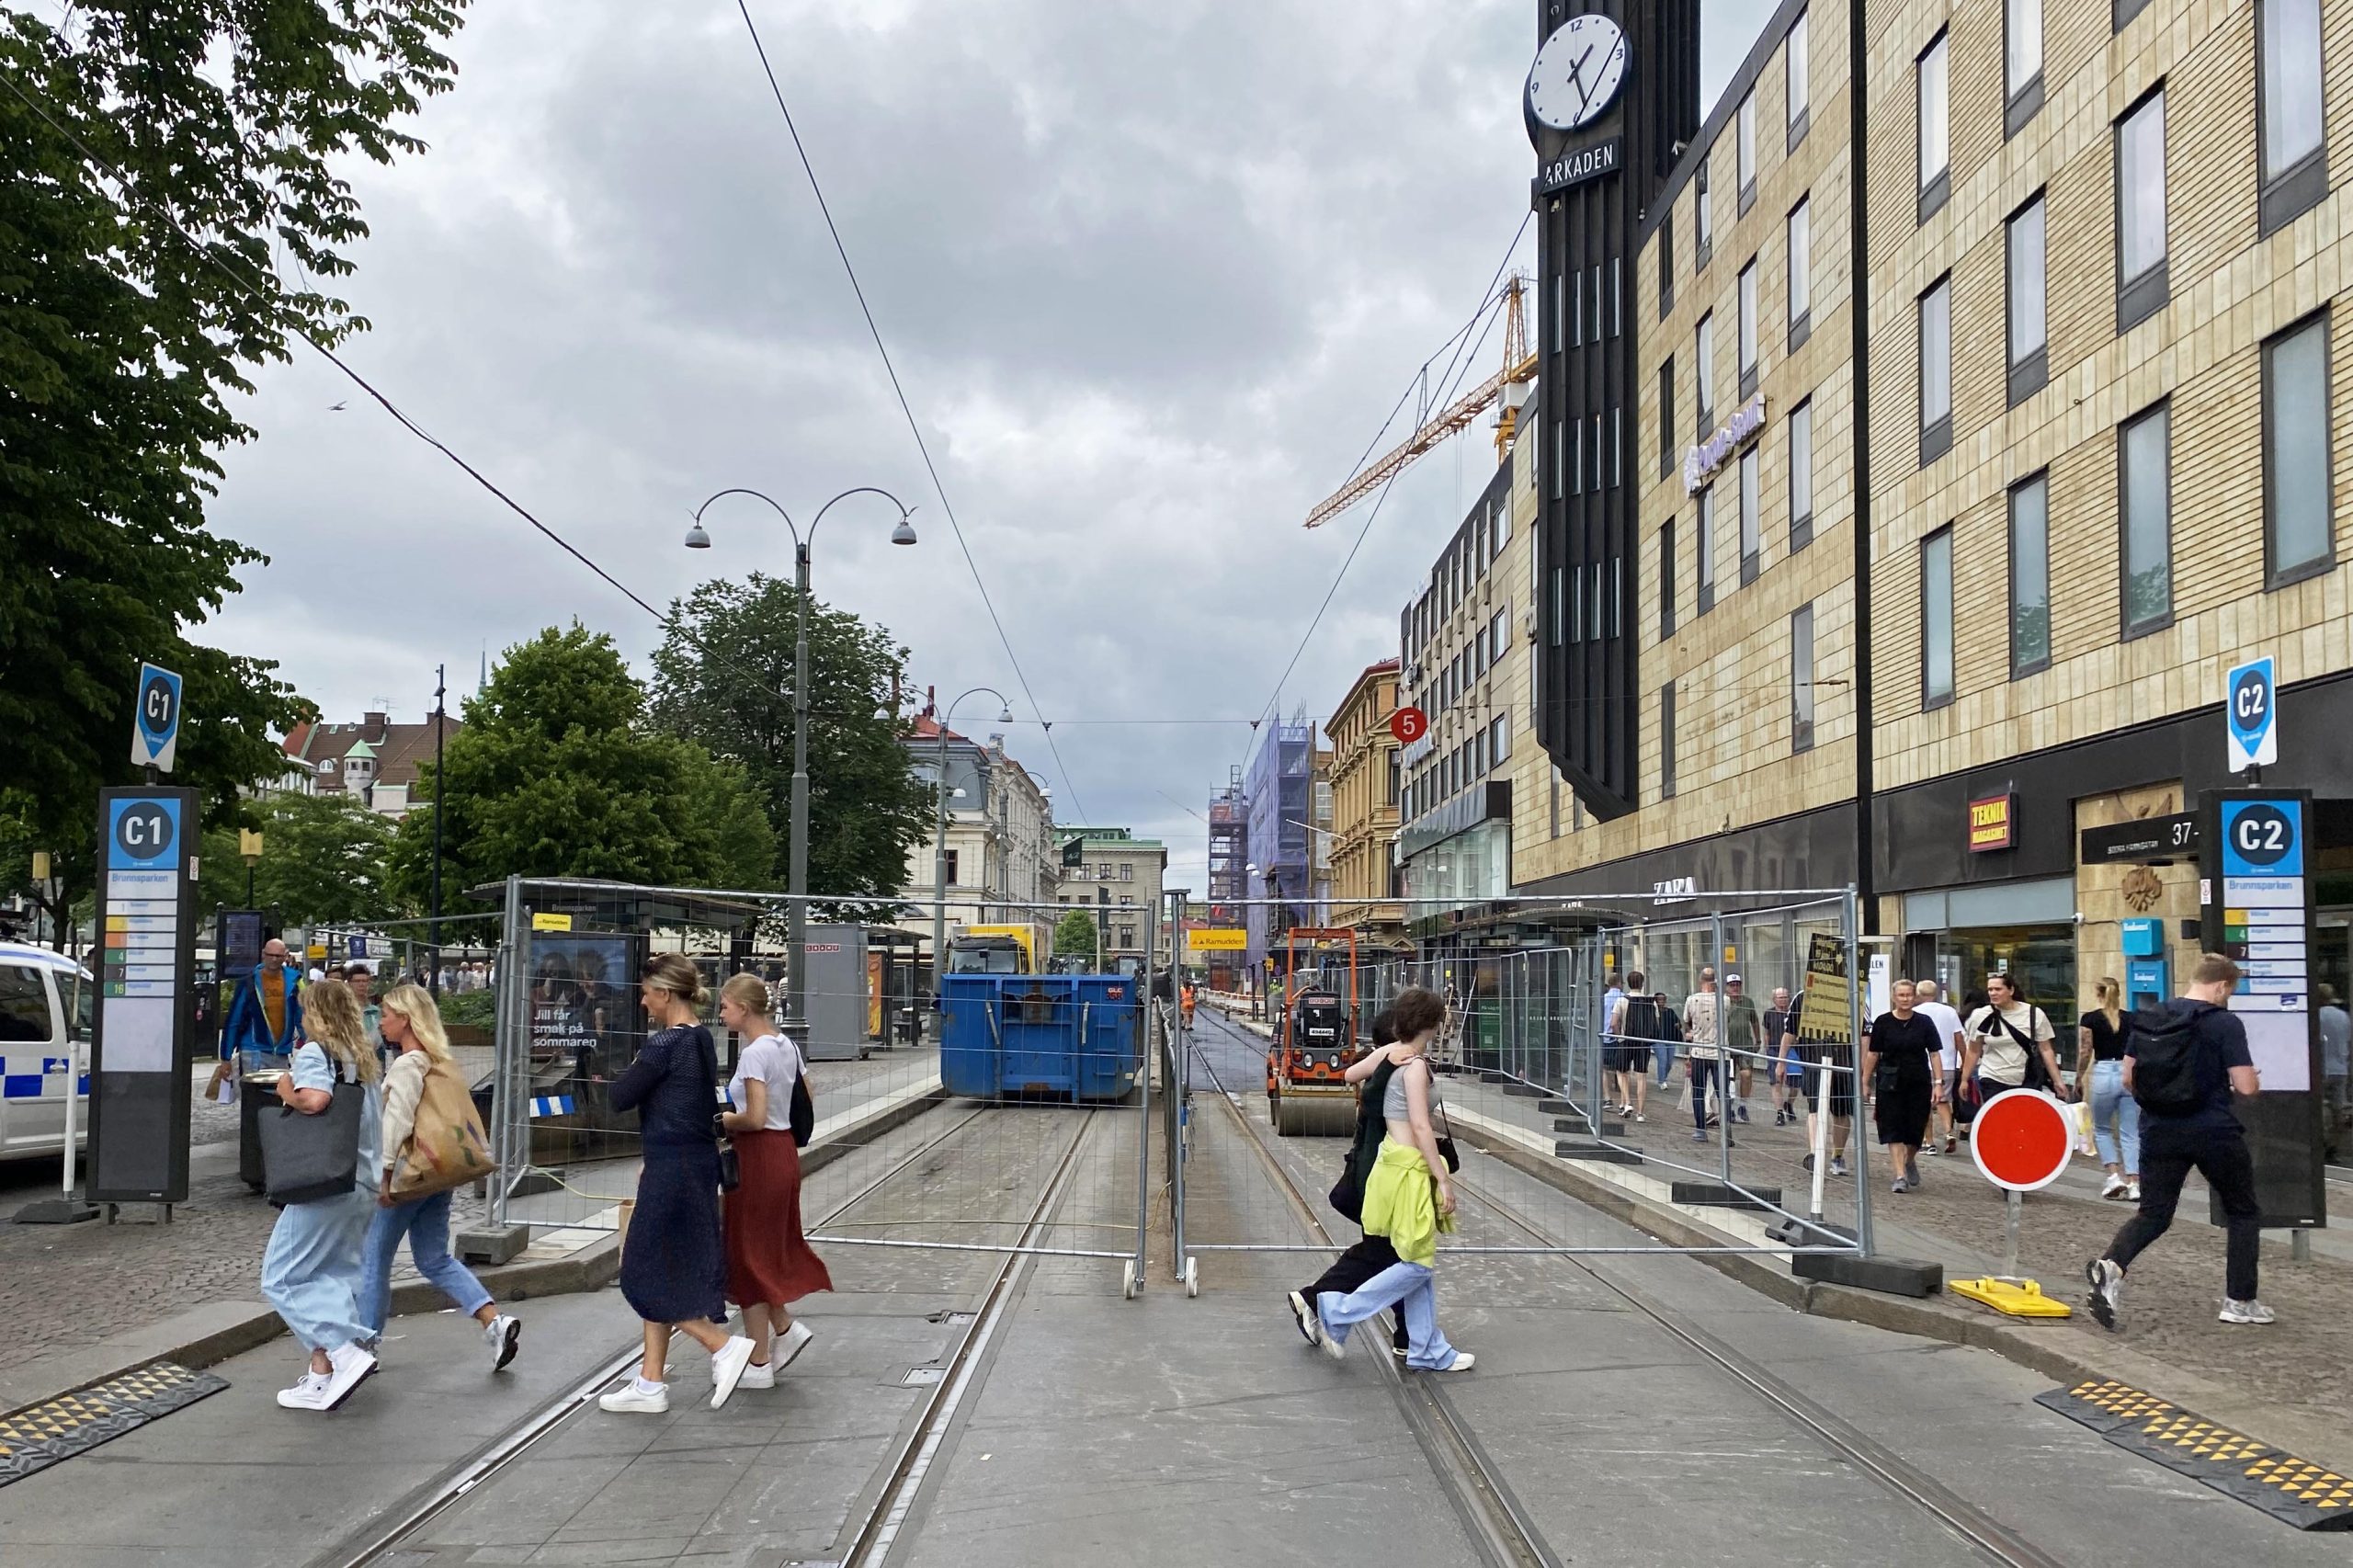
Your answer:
[1969,1088,2072,1191]
[1391,706,1427,744]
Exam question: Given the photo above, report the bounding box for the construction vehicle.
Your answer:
[1267,927,1362,1136]
[945,923,1039,976]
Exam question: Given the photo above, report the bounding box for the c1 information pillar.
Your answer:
[88,787,200,1210]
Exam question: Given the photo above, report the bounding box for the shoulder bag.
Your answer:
[258,1059,364,1206]
[387,1054,495,1200]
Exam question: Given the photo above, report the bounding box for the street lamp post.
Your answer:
[930,687,1012,1033]
[685,486,917,1052]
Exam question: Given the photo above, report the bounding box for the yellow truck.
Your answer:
[946,923,1040,975]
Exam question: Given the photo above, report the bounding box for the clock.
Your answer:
[1526,14,1631,134]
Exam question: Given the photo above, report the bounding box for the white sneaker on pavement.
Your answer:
[2219,1299,2277,1325]
[276,1371,332,1411]
[2099,1172,2129,1199]
[709,1335,756,1409]
[1286,1290,1318,1346]
[737,1361,775,1390]
[322,1343,378,1411]
[484,1313,521,1372]
[2127,1178,2142,1202]
[1433,1351,1476,1373]
[599,1379,668,1414]
[2086,1258,2124,1330]
[773,1320,813,1370]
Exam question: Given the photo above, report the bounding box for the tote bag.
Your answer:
[258,1071,364,1205]
[388,1055,495,1200]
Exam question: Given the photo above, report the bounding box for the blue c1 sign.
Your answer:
[131,661,183,773]
[2225,655,2277,772]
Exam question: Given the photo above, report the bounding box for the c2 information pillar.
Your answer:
[88,787,199,1208]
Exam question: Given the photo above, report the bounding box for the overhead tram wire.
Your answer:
[1244,210,1534,758]
[731,0,1088,826]
[0,67,913,749]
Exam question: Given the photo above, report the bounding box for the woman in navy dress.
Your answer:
[598,954,756,1415]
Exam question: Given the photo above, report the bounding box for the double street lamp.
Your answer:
[930,687,1012,1026]
[684,486,917,1051]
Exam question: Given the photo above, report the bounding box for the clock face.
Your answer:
[1527,14,1631,133]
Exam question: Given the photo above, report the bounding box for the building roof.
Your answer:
[283,712,460,793]
[1057,826,1165,850]
[904,715,973,744]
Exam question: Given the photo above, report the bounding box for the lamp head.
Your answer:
[683,522,712,550]
[891,518,918,546]
[996,704,1014,724]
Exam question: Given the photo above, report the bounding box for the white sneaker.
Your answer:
[276,1370,331,1411]
[710,1335,756,1409]
[1433,1351,1476,1373]
[1315,1302,1348,1362]
[1286,1290,1318,1346]
[1828,1157,1848,1178]
[737,1361,775,1390]
[484,1313,521,1372]
[2086,1258,2124,1330]
[773,1320,813,1370]
[2100,1172,2129,1200]
[2219,1299,2277,1325]
[322,1343,378,1410]
[2127,1178,2142,1202]
[599,1380,668,1414]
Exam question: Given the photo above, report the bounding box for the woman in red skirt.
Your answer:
[718,973,832,1385]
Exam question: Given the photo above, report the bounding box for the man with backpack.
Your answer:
[2086,955,2269,1329]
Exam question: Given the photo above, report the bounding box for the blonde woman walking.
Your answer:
[2078,978,2140,1202]
[359,983,522,1369]
[718,974,832,1386]
[260,979,383,1411]
[600,955,755,1415]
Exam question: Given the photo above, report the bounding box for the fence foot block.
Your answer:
[1670,1182,1782,1209]
[1554,1116,1626,1137]
[1768,1217,1855,1248]
[1792,1251,1944,1298]
[457,1223,530,1267]
[1500,1083,1545,1097]
[1553,1140,1645,1165]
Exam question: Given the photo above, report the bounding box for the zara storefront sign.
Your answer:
[1652,876,1699,906]
[1682,393,1768,495]
[1533,137,1621,198]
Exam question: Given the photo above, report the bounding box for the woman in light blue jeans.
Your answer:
[2076,979,2140,1202]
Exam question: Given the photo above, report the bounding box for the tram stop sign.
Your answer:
[1968,1087,2072,1192]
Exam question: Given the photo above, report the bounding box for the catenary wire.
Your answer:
[731,0,1091,825]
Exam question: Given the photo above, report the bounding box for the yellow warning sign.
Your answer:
[1187,928,1246,951]
[530,913,574,932]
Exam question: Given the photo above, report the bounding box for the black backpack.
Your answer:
[2127,1004,2208,1117]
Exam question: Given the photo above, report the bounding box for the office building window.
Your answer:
[1612,257,1622,337]
[2117,87,2167,330]
[1550,565,1563,646]
[1786,11,1810,147]
[2266,313,2335,586]
[1789,399,1815,552]
[1738,259,1759,397]
[2009,473,2051,676]
[1917,31,1949,222]
[1571,418,1582,494]
[1119,927,1134,950]
[1658,358,1677,477]
[2007,194,2048,403]
[1658,519,1677,639]
[1490,714,1512,766]
[1494,501,1509,553]
[1554,269,1565,355]
[1787,198,1813,348]
[1739,446,1762,585]
[1737,89,1757,212]
[1660,684,1677,800]
[2120,403,2172,635]
[1659,210,1675,317]
[1919,275,1952,462]
[1490,606,1509,665]
[1696,157,1713,267]
[2260,0,2328,233]
[1697,483,1717,616]
[1121,862,1133,881]
[1552,419,1564,499]
[1791,602,1815,753]
[945,849,961,884]
[1695,312,1715,431]
[1922,525,1954,709]
[2006,0,2043,135]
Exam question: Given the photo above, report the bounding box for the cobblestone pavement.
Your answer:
[1585,1074,2353,1437]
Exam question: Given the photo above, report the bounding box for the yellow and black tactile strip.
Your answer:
[0,1360,229,1488]
[2038,1381,2353,1531]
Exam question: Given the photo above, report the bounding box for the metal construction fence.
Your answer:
[474,877,1158,1294]
[1161,888,1880,1276]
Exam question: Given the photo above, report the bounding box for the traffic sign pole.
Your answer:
[1951,1087,2075,1318]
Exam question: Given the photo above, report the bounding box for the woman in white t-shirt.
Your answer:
[717,974,832,1387]
[1961,972,2063,1111]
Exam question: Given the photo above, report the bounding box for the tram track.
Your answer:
[1192,1006,2070,1568]
[316,1098,1086,1568]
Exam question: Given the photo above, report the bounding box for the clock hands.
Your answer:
[1564,43,1596,115]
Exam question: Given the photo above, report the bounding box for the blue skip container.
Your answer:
[939,974,1141,1101]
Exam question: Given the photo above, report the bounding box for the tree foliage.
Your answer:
[0,2,466,914]
[648,574,931,913]
[386,626,776,906]
[198,789,397,929]
[1052,908,1100,961]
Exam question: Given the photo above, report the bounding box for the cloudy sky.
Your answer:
[202,0,1779,889]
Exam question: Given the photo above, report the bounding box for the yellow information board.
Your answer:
[530,913,574,932]
[1187,928,1247,952]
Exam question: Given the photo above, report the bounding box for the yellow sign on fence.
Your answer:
[1187,927,1247,952]
[530,913,574,932]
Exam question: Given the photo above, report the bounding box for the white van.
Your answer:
[0,941,93,1160]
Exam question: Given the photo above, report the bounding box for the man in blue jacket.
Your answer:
[221,937,304,1062]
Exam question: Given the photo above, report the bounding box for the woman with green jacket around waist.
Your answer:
[1306,985,1474,1373]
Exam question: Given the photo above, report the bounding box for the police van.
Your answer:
[0,941,93,1161]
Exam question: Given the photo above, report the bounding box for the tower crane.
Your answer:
[1302,274,1539,529]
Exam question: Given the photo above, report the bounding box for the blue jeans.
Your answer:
[1654,1038,1677,1085]
[1318,1261,1461,1370]
[1688,1057,1723,1129]
[359,1187,494,1337]
[2088,1059,2141,1173]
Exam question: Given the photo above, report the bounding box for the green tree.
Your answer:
[198,790,398,928]
[0,3,464,917]
[648,574,931,913]
[386,625,776,904]
[1053,908,1100,962]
